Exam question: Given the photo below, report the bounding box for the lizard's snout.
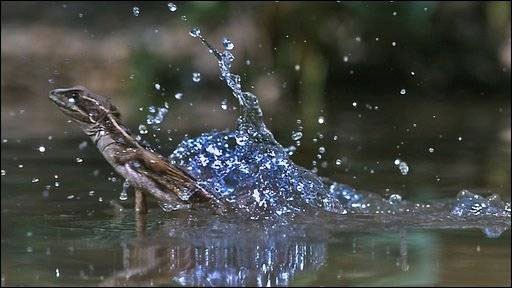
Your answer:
[49,89,69,108]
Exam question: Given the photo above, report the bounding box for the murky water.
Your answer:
[2,24,511,288]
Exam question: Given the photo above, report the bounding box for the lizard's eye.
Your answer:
[66,92,81,105]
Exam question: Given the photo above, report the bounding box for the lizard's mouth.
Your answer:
[49,90,68,108]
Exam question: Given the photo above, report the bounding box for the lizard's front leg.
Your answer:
[114,149,148,215]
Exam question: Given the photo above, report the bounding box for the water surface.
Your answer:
[1,128,510,286]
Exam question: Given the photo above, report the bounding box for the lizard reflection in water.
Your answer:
[49,86,224,214]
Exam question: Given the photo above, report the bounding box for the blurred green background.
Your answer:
[1,1,510,199]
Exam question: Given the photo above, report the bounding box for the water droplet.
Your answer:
[32,178,39,183]
[78,141,88,150]
[355,36,361,42]
[458,137,462,141]
[222,37,234,50]
[394,159,409,175]
[48,78,55,84]
[411,71,415,76]
[343,56,349,62]
[294,64,301,71]
[180,15,187,21]
[41,190,49,198]
[221,99,228,110]
[352,102,357,107]
[318,146,326,154]
[55,268,60,278]
[120,180,129,201]
[76,157,84,163]
[291,131,303,141]
[189,27,201,38]
[88,190,95,196]
[38,146,46,153]
[1,170,5,176]
[389,194,402,204]
[392,41,397,46]
[428,147,434,153]
[174,92,183,100]
[67,195,75,200]
[132,6,140,17]
[335,159,342,166]
[318,116,325,124]
[167,2,177,12]
[138,124,148,134]
[78,13,83,18]
[392,11,397,16]
[154,83,161,90]
[400,89,406,95]
[192,72,201,83]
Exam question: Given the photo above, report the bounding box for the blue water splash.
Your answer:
[169,28,510,222]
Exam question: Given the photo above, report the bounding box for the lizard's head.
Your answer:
[49,86,120,126]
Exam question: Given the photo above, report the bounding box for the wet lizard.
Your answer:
[49,86,223,214]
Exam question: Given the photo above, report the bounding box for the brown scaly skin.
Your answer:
[49,86,224,214]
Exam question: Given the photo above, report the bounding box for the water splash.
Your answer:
[166,29,510,226]
[222,37,234,50]
[192,72,201,83]
[146,105,169,126]
[167,2,177,12]
[451,190,510,217]
[120,180,129,201]
[132,7,140,17]
[394,159,409,175]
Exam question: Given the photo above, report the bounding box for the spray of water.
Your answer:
[167,28,510,229]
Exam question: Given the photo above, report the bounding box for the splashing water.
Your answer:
[132,7,140,17]
[146,105,169,126]
[120,180,129,201]
[192,72,201,83]
[394,159,409,175]
[161,29,511,228]
[167,2,177,12]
